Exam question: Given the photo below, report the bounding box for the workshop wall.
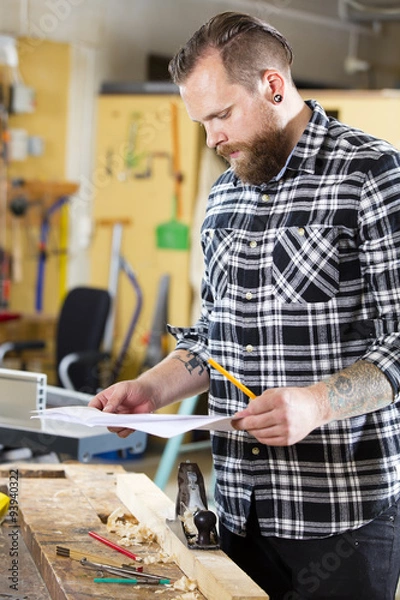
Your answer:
[300,89,400,149]
[90,94,202,379]
[1,1,399,89]
[7,39,71,315]
[8,39,70,181]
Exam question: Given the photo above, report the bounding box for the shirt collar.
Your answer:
[286,99,330,175]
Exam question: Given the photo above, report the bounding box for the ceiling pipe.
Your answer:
[339,0,400,22]
[344,30,371,73]
[211,0,380,36]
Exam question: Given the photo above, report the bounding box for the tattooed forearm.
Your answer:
[324,360,393,419]
[173,351,207,377]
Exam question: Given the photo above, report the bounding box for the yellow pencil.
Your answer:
[208,358,256,400]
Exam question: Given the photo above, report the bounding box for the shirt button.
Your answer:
[261,194,270,202]
[298,227,305,236]
[245,344,254,353]
[245,292,253,300]
[252,447,260,456]
[249,240,257,248]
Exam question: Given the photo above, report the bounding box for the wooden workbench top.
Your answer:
[0,463,202,600]
[0,463,268,600]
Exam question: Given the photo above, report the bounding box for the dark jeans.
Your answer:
[220,498,400,600]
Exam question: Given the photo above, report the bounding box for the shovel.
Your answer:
[155,194,190,250]
[155,101,190,251]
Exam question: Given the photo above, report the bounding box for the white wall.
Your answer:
[1,0,399,89]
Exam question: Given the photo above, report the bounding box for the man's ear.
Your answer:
[260,69,285,103]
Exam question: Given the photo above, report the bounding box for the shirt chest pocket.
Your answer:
[202,229,235,300]
[272,226,340,304]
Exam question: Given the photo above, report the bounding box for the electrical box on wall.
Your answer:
[9,83,36,114]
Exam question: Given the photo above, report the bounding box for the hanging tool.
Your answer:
[140,273,170,372]
[0,104,9,259]
[98,221,143,386]
[134,150,172,179]
[0,247,10,309]
[118,112,142,182]
[155,193,189,250]
[0,95,10,309]
[155,101,190,250]
[35,195,70,312]
[171,101,183,219]
[8,186,30,284]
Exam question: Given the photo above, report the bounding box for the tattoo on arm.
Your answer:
[174,351,207,377]
[325,361,393,419]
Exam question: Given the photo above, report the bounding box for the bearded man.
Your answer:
[90,12,400,599]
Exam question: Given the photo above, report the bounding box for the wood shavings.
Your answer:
[107,506,138,528]
[153,576,200,600]
[106,506,155,544]
[169,594,201,600]
[178,505,197,536]
[118,524,156,545]
[143,550,174,564]
[170,575,201,599]
[106,509,200,598]
[173,575,198,592]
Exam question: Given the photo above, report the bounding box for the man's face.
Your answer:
[180,50,290,185]
[216,104,290,185]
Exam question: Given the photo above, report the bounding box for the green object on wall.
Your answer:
[156,195,190,250]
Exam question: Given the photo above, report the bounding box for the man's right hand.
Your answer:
[88,349,211,438]
[89,379,157,438]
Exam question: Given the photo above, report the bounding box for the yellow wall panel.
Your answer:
[7,39,71,316]
[91,94,201,378]
[9,39,70,180]
[301,90,400,148]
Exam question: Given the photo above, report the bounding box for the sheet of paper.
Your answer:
[31,406,236,439]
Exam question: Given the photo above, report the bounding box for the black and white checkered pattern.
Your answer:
[169,100,400,539]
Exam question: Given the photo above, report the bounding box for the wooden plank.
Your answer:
[117,473,269,600]
[0,464,204,599]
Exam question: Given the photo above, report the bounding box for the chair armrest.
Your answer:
[0,340,46,364]
[58,350,110,390]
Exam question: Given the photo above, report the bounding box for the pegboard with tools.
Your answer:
[90,90,203,378]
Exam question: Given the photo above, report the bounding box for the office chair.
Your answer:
[0,286,111,393]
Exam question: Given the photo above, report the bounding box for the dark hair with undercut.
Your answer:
[169,11,294,91]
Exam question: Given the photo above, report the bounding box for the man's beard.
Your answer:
[217,122,290,186]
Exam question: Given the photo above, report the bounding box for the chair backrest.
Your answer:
[56,287,111,392]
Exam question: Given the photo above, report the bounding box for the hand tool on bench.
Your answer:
[88,529,141,561]
[93,576,170,585]
[55,545,137,569]
[79,557,170,583]
[167,461,220,550]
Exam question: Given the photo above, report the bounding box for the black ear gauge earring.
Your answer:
[274,94,283,103]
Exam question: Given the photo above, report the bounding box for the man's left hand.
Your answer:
[232,384,327,446]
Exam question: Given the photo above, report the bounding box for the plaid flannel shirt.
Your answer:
[169,100,400,539]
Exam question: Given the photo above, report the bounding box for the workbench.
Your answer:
[0,463,269,600]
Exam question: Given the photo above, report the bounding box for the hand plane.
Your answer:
[166,461,220,550]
